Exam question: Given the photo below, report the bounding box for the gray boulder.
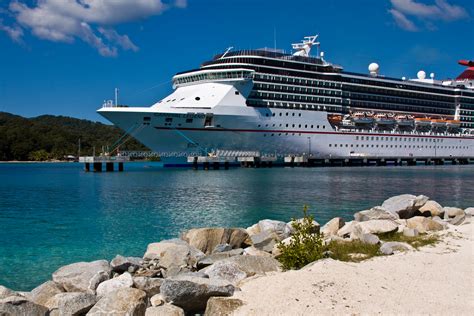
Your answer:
[0,285,18,300]
[360,233,380,245]
[250,231,279,252]
[403,227,419,237]
[352,220,398,237]
[197,249,244,268]
[320,217,345,237]
[243,246,273,257]
[143,239,205,271]
[86,287,147,316]
[52,260,111,294]
[407,216,444,233]
[381,194,428,219]
[380,242,413,255]
[160,277,235,313]
[443,207,464,219]
[449,214,466,226]
[96,272,134,297]
[0,296,49,316]
[204,297,243,316]
[145,304,185,316]
[417,200,444,217]
[214,255,281,276]
[110,255,142,273]
[258,220,292,240]
[354,206,398,222]
[202,261,247,285]
[132,277,162,298]
[55,292,97,316]
[180,228,249,255]
[28,280,64,309]
[212,244,232,253]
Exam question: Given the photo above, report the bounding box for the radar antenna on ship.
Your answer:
[292,35,320,57]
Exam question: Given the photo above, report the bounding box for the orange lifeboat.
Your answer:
[327,114,343,125]
[431,119,447,128]
[414,117,431,127]
[446,120,461,128]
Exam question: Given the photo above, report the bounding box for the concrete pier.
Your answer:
[79,156,130,172]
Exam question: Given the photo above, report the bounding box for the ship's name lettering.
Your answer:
[154,113,205,118]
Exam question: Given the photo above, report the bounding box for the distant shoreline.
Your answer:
[0,161,75,164]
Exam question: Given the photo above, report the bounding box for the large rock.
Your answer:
[417,200,444,217]
[133,277,162,298]
[360,233,380,245]
[204,297,243,316]
[145,304,185,316]
[449,214,466,226]
[403,227,419,237]
[96,272,133,297]
[354,207,398,222]
[380,242,413,255]
[381,194,428,219]
[110,255,143,273]
[55,292,97,316]
[443,207,464,219]
[86,287,147,316]
[52,260,111,294]
[250,231,279,252]
[352,220,398,237]
[407,216,444,233]
[337,221,358,238]
[202,261,247,285]
[243,246,272,257]
[0,296,48,315]
[464,207,474,216]
[0,285,18,300]
[197,249,244,268]
[29,280,64,308]
[143,239,205,271]
[245,223,261,237]
[181,228,249,255]
[213,255,281,276]
[320,217,345,237]
[160,277,235,313]
[258,220,292,240]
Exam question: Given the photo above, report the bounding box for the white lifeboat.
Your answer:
[414,117,431,127]
[395,114,414,127]
[352,112,374,124]
[431,119,447,128]
[374,113,396,125]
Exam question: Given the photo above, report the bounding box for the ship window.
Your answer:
[235,91,240,95]
[186,118,193,123]
[286,113,289,116]
[323,126,326,129]
[279,113,282,116]
[195,97,200,101]
[329,144,332,147]
[143,117,151,121]
[165,118,173,122]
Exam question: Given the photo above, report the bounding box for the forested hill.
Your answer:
[0,112,147,161]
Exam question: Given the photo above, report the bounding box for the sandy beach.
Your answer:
[233,221,474,315]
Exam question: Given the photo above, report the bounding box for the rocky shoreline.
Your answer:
[1,194,472,316]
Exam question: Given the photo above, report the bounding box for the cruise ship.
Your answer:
[98,35,474,164]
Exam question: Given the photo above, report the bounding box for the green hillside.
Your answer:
[0,112,147,161]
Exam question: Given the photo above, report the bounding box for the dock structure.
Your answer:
[79,156,130,172]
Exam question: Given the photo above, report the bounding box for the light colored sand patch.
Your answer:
[233,222,474,315]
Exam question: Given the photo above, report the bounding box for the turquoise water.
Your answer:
[1,162,474,291]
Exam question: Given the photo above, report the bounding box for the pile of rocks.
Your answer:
[0,194,471,316]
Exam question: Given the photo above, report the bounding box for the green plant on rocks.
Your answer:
[276,206,324,270]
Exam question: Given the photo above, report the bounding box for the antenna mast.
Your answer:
[115,88,119,106]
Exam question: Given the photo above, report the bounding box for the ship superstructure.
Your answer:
[98,35,474,162]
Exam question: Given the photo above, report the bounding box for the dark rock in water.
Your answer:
[55,292,97,316]
[87,287,147,316]
[0,296,49,316]
[52,260,111,294]
[205,297,243,316]
[181,228,249,255]
[110,255,143,273]
[28,280,64,309]
[212,244,233,253]
[133,277,163,298]
[145,304,185,316]
[381,194,428,219]
[160,277,235,313]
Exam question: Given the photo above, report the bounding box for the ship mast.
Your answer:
[292,35,320,57]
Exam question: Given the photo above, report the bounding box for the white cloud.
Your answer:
[389,0,469,31]
[0,19,24,43]
[1,0,186,56]
[389,9,418,31]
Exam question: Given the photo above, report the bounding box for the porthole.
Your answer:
[195,97,200,101]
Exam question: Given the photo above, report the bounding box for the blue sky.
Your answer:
[0,0,473,122]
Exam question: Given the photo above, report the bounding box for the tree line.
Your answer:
[0,112,147,161]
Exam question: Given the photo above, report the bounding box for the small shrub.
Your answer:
[379,231,439,249]
[326,240,381,262]
[277,206,324,270]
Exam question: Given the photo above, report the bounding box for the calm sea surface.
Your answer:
[1,162,473,290]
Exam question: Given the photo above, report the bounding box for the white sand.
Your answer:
[233,221,474,315]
